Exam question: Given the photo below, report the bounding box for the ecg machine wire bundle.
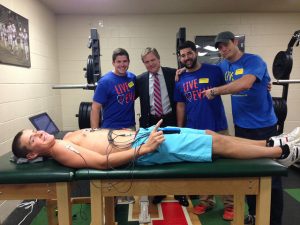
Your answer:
[71,128,152,193]
[87,130,152,193]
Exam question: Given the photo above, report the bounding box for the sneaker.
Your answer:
[277,141,300,167]
[117,196,135,204]
[268,127,300,147]
[244,214,255,225]
[174,195,189,207]
[192,200,215,215]
[223,207,234,221]
[126,196,135,204]
[152,195,166,204]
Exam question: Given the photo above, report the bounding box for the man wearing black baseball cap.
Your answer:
[214,31,235,48]
[202,31,283,225]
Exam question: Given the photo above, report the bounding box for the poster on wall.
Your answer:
[0,4,31,67]
[195,35,245,65]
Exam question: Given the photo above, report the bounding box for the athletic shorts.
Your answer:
[132,126,212,165]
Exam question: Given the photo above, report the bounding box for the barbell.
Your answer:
[273,79,300,84]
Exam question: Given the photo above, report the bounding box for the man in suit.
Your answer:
[136,47,189,206]
[136,47,177,128]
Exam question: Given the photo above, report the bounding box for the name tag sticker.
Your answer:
[128,81,134,88]
[199,78,209,83]
[235,68,244,75]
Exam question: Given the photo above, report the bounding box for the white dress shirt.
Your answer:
[149,67,172,115]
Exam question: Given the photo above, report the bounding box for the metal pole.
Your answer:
[52,84,97,90]
[273,80,300,84]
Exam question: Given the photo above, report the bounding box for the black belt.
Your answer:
[149,112,172,120]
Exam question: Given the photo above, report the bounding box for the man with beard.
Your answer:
[174,41,232,220]
[175,41,228,135]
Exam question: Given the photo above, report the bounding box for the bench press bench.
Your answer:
[0,152,74,225]
[0,152,288,225]
[75,158,287,225]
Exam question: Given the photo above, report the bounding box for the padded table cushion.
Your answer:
[75,158,288,180]
[0,152,74,184]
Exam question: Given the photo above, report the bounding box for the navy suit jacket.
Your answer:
[136,67,177,128]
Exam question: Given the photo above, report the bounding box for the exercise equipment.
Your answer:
[0,152,75,225]
[53,28,101,90]
[53,28,101,129]
[272,30,300,134]
[272,97,287,131]
[77,102,92,129]
[273,51,293,80]
[76,158,287,225]
[84,28,101,85]
[52,84,96,89]
[273,30,299,80]
[85,55,95,84]
[274,79,300,84]
[0,151,287,225]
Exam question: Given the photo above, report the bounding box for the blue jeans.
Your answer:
[235,124,283,225]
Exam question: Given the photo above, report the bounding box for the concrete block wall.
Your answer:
[0,0,61,156]
[57,13,300,133]
[0,0,60,222]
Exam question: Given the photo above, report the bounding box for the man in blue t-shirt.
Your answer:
[91,48,136,129]
[174,41,232,220]
[174,41,228,132]
[202,31,281,225]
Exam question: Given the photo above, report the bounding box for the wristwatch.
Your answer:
[210,88,216,97]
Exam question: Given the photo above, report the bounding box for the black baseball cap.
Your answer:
[214,31,235,48]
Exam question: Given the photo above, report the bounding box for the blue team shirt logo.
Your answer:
[185,92,192,102]
[225,71,235,82]
[117,95,124,104]
[115,82,130,94]
[114,81,134,105]
[182,78,210,101]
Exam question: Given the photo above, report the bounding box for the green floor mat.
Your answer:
[191,197,248,225]
[284,188,300,202]
[30,204,91,225]
[195,198,230,225]
[31,197,248,225]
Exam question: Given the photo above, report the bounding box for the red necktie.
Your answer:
[153,73,163,117]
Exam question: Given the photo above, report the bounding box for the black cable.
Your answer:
[78,128,152,194]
